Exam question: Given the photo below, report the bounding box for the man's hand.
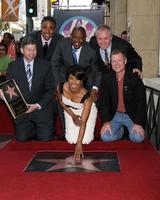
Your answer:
[100,122,112,136]
[133,68,143,79]
[131,124,144,136]
[26,104,39,113]
[90,88,98,102]
[72,114,82,126]
[74,142,84,163]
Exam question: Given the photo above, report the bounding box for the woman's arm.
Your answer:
[77,98,93,143]
[74,98,93,162]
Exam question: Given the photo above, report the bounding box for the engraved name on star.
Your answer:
[5,86,17,100]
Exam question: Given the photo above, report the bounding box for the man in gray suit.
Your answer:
[51,26,101,93]
[6,36,55,141]
[29,16,63,61]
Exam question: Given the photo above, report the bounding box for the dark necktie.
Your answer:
[72,48,78,64]
[43,42,48,57]
[26,64,32,90]
[104,49,109,66]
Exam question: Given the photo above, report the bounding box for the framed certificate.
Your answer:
[0,79,28,119]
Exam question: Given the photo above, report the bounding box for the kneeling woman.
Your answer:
[56,65,97,163]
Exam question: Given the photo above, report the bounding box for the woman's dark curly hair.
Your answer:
[66,65,88,87]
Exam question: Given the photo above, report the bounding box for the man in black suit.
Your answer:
[89,24,143,78]
[100,49,146,143]
[51,26,101,135]
[6,36,55,141]
[29,16,63,136]
[29,16,63,61]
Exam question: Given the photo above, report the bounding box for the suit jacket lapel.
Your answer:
[37,33,44,58]
[19,57,26,76]
[96,47,104,65]
[111,36,116,52]
[123,70,129,98]
[45,35,57,59]
[19,58,31,96]
[30,58,38,94]
[79,47,83,64]
[68,40,74,64]
[79,44,87,64]
[112,72,118,105]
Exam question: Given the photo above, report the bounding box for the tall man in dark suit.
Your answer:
[89,24,143,78]
[5,36,55,141]
[100,49,146,143]
[51,26,101,134]
[29,16,63,61]
[29,16,63,136]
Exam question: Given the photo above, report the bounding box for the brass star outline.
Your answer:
[4,85,17,100]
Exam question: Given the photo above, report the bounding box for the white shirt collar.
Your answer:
[23,58,34,72]
[72,46,82,63]
[100,43,112,62]
[72,45,82,51]
[41,35,52,46]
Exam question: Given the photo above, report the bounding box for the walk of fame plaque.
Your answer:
[0,79,28,119]
[25,152,120,172]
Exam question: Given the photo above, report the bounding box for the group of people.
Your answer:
[0,16,147,163]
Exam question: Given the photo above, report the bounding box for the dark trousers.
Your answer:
[15,102,57,142]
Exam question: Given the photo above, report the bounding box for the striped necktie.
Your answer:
[72,48,78,64]
[104,49,109,65]
[26,64,32,90]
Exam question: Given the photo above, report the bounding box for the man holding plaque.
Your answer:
[3,36,55,142]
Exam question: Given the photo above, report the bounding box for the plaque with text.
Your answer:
[0,79,28,119]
